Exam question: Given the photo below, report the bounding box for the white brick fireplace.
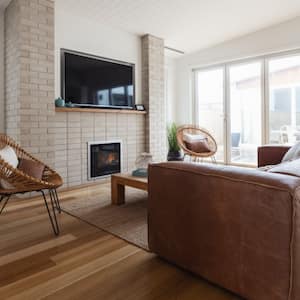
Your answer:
[2,0,166,189]
[54,111,145,187]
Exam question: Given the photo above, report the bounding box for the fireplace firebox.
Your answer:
[88,141,121,179]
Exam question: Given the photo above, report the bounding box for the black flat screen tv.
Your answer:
[61,50,135,109]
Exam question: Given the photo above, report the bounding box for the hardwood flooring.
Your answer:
[0,183,240,300]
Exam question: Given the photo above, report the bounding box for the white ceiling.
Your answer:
[1,0,300,53]
[56,0,300,53]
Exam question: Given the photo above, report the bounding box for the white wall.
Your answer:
[0,10,4,133]
[55,5,142,103]
[165,55,177,123]
[175,16,300,124]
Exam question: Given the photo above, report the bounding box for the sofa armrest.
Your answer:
[257,145,291,167]
[148,162,300,300]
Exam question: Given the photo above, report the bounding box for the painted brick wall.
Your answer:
[4,0,146,188]
[53,112,145,187]
[5,0,55,166]
[142,34,167,162]
[5,0,21,140]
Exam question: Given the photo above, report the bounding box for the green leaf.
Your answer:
[167,123,180,152]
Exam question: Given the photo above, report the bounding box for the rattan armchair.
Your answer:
[0,134,63,235]
[176,125,217,163]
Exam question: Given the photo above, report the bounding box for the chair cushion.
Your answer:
[18,159,45,180]
[0,146,19,189]
[183,133,206,143]
[185,139,211,153]
[282,142,300,162]
[0,145,18,168]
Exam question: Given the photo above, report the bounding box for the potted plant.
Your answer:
[167,123,183,161]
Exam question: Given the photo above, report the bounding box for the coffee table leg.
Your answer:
[111,178,125,205]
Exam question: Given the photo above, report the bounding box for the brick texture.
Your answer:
[142,34,167,162]
[4,0,146,188]
[53,112,146,187]
[5,0,55,166]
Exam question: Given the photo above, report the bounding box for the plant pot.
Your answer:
[167,150,183,161]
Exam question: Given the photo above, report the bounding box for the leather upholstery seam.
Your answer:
[151,164,299,195]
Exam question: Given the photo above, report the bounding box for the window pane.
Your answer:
[196,68,224,162]
[229,62,262,165]
[268,55,300,144]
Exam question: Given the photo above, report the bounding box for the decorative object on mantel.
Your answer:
[65,101,75,108]
[167,123,183,161]
[55,97,65,107]
[132,153,153,177]
[135,104,145,111]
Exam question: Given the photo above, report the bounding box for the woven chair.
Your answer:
[0,134,63,235]
[176,125,218,163]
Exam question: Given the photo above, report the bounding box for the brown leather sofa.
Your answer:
[148,146,300,300]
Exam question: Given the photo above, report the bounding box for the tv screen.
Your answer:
[62,51,135,109]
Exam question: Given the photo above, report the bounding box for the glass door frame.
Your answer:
[193,59,265,167]
[193,65,227,163]
[226,58,265,166]
[264,50,300,146]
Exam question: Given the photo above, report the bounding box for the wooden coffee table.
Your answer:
[111,173,148,205]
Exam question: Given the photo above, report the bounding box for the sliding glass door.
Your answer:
[268,55,300,144]
[194,51,300,167]
[228,62,262,165]
[195,68,225,162]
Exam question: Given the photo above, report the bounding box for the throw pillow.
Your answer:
[185,139,211,153]
[183,133,206,143]
[282,142,300,162]
[268,158,300,177]
[0,145,19,189]
[18,159,45,180]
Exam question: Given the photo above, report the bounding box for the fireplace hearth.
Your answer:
[88,141,121,179]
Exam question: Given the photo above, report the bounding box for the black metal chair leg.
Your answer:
[52,189,61,214]
[54,189,62,213]
[0,195,11,215]
[41,190,60,236]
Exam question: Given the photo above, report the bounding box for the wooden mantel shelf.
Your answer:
[55,107,147,115]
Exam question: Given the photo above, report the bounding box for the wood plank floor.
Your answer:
[0,183,241,300]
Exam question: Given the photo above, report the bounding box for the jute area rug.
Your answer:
[61,182,149,250]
